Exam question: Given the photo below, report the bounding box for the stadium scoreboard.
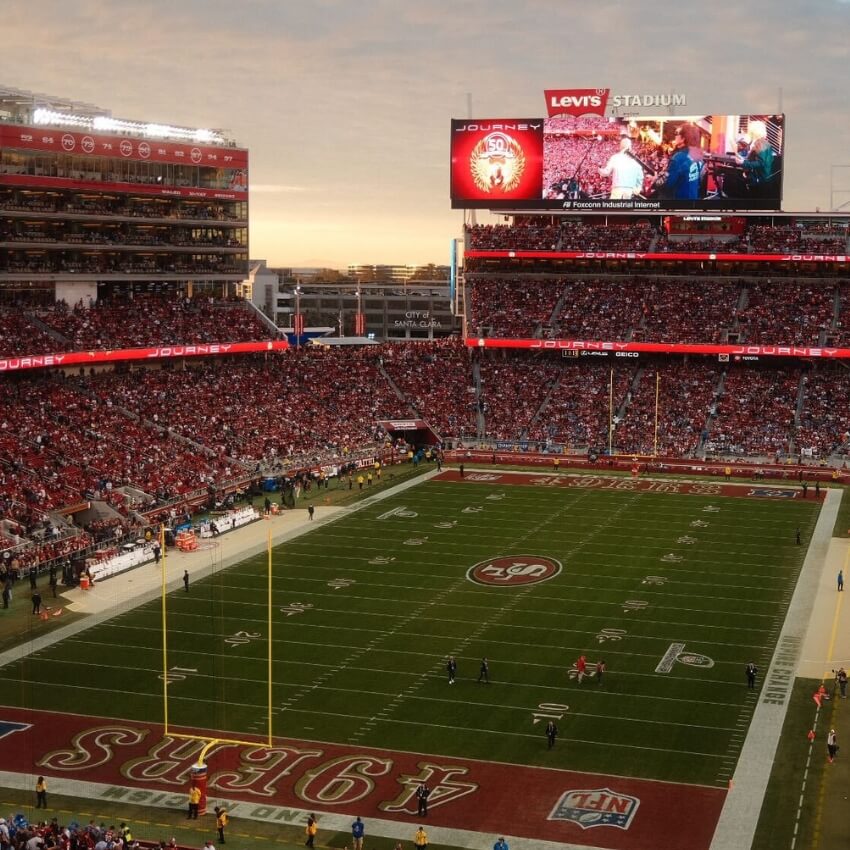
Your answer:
[450,88,784,212]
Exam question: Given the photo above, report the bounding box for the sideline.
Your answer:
[709,487,841,850]
[0,771,581,850]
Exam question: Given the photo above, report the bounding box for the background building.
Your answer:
[246,261,459,341]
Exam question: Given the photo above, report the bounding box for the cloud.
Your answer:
[249,184,310,194]
[5,0,850,264]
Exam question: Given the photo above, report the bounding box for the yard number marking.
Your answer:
[532,702,569,725]
[280,602,314,616]
[596,627,627,643]
[225,630,261,647]
[159,666,197,683]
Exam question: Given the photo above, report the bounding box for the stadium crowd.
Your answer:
[478,355,563,440]
[2,340,849,572]
[705,368,801,456]
[612,362,720,455]
[748,224,848,254]
[2,253,243,276]
[0,294,274,357]
[536,365,637,449]
[466,276,850,347]
[466,220,850,256]
[735,280,835,345]
[0,813,154,850]
[559,222,656,252]
[4,221,850,573]
[468,278,562,338]
[542,118,620,200]
[0,188,241,222]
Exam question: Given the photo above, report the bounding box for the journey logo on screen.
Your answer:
[469,131,527,194]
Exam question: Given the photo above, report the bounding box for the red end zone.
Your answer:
[0,707,724,850]
[437,469,816,500]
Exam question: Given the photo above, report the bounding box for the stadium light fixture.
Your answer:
[30,109,225,146]
[32,108,90,128]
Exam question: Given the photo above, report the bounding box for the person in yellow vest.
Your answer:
[357,474,365,490]
[215,806,228,844]
[553,457,560,472]
[187,783,201,819]
[367,471,373,486]
[305,813,318,848]
[414,825,428,848]
[35,776,47,809]
[724,465,732,480]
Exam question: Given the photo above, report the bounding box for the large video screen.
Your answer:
[451,114,785,211]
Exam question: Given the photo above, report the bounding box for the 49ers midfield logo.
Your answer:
[467,555,562,587]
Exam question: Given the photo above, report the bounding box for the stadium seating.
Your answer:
[478,354,563,440]
[612,361,719,455]
[735,280,835,345]
[795,367,850,457]
[532,364,637,449]
[0,294,274,356]
[468,278,563,338]
[379,338,476,438]
[748,224,847,254]
[704,368,801,456]
[4,217,850,570]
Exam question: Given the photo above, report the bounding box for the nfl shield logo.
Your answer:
[549,787,640,830]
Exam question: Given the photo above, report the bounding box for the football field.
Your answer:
[0,471,823,848]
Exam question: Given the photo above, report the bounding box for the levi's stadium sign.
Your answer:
[544,88,687,117]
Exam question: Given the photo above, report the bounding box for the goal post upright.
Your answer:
[267,525,273,748]
[161,525,169,736]
[160,521,274,751]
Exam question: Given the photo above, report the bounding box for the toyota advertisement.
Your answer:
[451,113,784,211]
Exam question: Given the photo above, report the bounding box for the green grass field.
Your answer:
[2,474,822,790]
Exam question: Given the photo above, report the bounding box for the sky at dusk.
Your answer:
[4,0,850,267]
